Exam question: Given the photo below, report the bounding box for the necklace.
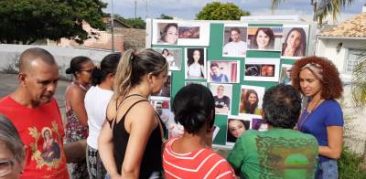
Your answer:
[297,98,324,130]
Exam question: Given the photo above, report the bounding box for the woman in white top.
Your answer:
[85,53,121,179]
[187,49,205,79]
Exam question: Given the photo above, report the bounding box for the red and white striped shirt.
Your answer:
[163,138,236,179]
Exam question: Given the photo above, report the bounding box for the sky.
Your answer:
[102,0,365,22]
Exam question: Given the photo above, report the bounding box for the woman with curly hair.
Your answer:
[291,56,343,179]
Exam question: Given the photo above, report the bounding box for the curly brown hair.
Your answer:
[291,56,343,99]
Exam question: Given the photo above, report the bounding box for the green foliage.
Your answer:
[124,17,146,29]
[271,0,354,24]
[352,56,366,106]
[339,147,366,179]
[196,2,250,20]
[114,15,146,29]
[0,0,106,44]
[158,13,173,19]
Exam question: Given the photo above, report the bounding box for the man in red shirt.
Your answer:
[0,47,69,178]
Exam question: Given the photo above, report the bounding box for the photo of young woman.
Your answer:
[247,27,283,51]
[239,85,265,116]
[226,117,250,144]
[282,27,307,57]
[185,48,206,79]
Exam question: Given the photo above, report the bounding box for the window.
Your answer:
[345,49,365,74]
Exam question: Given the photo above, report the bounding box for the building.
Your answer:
[317,6,366,83]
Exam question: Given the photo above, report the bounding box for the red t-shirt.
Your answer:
[0,96,69,179]
[163,138,236,179]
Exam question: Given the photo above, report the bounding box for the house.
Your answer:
[51,18,145,52]
[316,6,366,83]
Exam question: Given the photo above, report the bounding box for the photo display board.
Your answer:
[149,19,312,148]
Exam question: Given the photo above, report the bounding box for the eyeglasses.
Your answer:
[0,158,15,177]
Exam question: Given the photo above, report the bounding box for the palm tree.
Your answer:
[352,55,366,107]
[271,0,354,24]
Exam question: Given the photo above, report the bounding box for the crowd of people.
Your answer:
[0,47,344,179]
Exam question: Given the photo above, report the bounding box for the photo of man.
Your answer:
[223,26,247,57]
[210,84,232,115]
[210,62,229,83]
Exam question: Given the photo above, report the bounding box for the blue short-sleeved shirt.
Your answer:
[298,99,343,162]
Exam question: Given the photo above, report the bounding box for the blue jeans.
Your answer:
[316,159,338,179]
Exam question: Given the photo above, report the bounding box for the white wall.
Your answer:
[0,44,112,78]
[316,38,366,83]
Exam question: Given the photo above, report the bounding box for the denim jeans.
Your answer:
[316,159,338,179]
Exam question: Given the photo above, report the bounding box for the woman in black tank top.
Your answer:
[98,49,168,179]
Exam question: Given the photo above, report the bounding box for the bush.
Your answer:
[339,147,366,179]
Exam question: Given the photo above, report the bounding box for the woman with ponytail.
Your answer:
[99,49,168,179]
[85,53,121,179]
[65,56,95,178]
[162,84,235,178]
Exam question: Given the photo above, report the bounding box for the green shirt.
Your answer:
[227,128,318,179]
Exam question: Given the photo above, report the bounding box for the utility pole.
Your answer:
[134,0,137,19]
[111,0,115,52]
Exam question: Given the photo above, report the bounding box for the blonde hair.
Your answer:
[113,49,168,100]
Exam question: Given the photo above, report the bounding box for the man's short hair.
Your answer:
[19,47,56,72]
[230,27,241,34]
[262,84,301,128]
[210,62,219,69]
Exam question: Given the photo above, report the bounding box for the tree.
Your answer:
[352,55,366,107]
[196,2,250,20]
[0,0,106,44]
[271,0,354,24]
[114,15,146,29]
[158,13,173,19]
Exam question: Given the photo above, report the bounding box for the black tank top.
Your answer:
[110,95,163,178]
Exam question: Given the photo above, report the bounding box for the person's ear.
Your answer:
[18,72,27,85]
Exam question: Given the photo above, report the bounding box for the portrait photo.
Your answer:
[150,97,184,138]
[153,48,182,71]
[153,20,179,45]
[281,25,309,58]
[208,60,240,83]
[244,58,280,82]
[247,26,283,51]
[238,85,265,116]
[279,64,293,85]
[179,26,200,39]
[209,83,233,115]
[152,75,171,98]
[226,115,250,145]
[185,48,206,80]
[222,24,248,57]
[177,21,210,46]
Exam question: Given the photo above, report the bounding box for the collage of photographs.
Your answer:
[151,20,308,146]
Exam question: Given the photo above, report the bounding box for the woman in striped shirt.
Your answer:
[163,84,235,179]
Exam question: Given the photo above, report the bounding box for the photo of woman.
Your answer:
[226,118,250,144]
[156,48,182,71]
[247,27,283,51]
[282,27,307,57]
[239,85,265,116]
[158,23,178,44]
[185,48,206,79]
[250,28,274,50]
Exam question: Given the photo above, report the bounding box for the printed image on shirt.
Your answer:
[256,136,317,178]
[29,121,63,169]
